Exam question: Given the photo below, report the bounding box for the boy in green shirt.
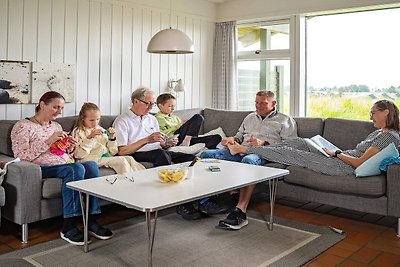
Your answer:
[155,93,221,154]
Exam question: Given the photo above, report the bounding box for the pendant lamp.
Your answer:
[147,28,194,54]
[147,0,194,54]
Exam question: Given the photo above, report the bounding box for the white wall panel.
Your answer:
[0,0,215,119]
[63,0,78,116]
[110,5,123,114]
[120,7,133,112]
[176,15,185,110]
[192,18,201,108]
[140,9,151,88]
[51,0,65,63]
[150,10,161,96]
[184,17,193,109]
[159,13,170,95]
[87,2,101,104]
[131,7,142,100]
[0,0,8,119]
[99,2,112,113]
[21,0,38,118]
[6,0,24,119]
[75,0,89,111]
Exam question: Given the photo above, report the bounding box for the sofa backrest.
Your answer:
[55,115,117,132]
[0,120,18,157]
[323,118,375,150]
[203,108,251,137]
[293,117,324,138]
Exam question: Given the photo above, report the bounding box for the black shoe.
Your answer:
[60,227,91,246]
[176,203,202,220]
[218,208,248,230]
[89,223,113,240]
[198,199,229,215]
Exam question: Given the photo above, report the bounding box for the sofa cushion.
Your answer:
[203,108,250,137]
[323,118,375,150]
[42,178,63,199]
[293,117,324,138]
[0,120,18,157]
[284,166,386,197]
[355,143,399,177]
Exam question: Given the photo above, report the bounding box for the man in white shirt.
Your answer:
[113,87,195,166]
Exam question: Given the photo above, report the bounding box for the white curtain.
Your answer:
[212,21,238,110]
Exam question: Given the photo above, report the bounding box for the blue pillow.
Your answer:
[355,143,399,177]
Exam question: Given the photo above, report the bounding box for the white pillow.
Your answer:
[354,143,399,177]
[199,127,227,138]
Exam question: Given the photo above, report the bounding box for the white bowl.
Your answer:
[157,166,188,183]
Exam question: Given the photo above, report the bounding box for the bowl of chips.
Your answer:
[157,166,188,183]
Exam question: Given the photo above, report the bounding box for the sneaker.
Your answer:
[218,208,248,230]
[176,203,202,220]
[198,199,229,215]
[88,223,113,240]
[60,227,91,246]
[168,143,206,155]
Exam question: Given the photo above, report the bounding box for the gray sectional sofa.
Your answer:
[0,108,399,242]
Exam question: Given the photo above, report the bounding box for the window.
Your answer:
[306,8,400,120]
[237,21,290,114]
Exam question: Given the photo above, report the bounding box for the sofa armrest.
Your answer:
[2,161,43,225]
[386,164,400,217]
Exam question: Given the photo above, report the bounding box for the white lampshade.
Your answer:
[147,28,194,54]
[174,79,185,92]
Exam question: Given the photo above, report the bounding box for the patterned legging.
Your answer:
[247,138,355,176]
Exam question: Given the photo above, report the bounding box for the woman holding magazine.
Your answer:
[228,100,400,176]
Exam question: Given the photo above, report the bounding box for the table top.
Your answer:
[67,160,289,212]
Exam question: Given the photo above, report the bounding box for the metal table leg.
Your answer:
[145,209,159,267]
[79,192,90,252]
[267,178,279,230]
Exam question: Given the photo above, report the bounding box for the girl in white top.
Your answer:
[72,102,145,174]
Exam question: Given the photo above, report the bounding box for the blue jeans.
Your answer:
[41,161,101,218]
[200,148,266,165]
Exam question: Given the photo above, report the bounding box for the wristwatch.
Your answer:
[334,150,342,157]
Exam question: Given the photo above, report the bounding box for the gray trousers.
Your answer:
[247,138,355,176]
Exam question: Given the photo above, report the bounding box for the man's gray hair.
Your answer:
[256,90,275,99]
[131,87,153,103]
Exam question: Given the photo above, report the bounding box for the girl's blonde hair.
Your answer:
[74,102,100,130]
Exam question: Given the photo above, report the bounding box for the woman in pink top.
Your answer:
[11,91,112,246]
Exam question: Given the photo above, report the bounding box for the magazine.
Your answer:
[304,135,340,157]
[0,157,20,184]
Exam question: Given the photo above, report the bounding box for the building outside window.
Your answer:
[306,8,400,120]
[237,21,290,114]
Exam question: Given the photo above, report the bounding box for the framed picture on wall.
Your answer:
[0,60,32,104]
[31,62,75,103]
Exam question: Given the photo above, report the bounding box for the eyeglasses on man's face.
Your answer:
[138,98,156,108]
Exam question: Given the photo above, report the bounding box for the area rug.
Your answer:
[0,210,345,267]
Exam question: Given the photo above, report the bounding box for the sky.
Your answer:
[307,8,400,89]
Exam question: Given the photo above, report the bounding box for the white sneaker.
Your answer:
[168,143,206,155]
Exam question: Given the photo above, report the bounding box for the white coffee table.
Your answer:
[67,160,289,267]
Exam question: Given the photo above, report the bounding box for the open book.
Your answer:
[304,135,340,157]
[0,158,20,184]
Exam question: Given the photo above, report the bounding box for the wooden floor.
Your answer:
[0,196,399,266]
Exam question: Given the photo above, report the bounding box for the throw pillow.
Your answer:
[354,143,399,177]
[199,127,227,138]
